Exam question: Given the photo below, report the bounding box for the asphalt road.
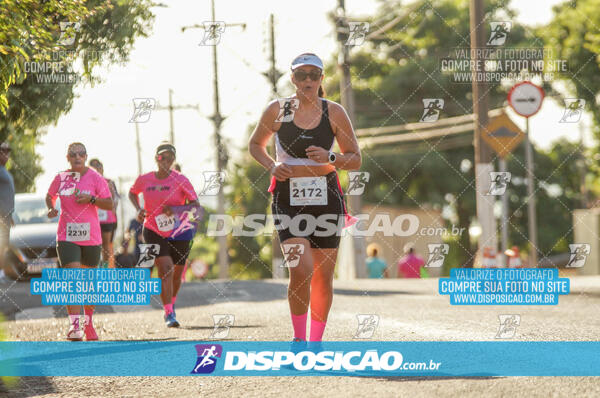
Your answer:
[1,276,599,397]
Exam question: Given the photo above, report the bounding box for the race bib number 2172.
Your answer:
[289,176,327,206]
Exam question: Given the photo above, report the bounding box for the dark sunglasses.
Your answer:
[293,69,322,81]
[157,153,175,161]
[68,151,86,158]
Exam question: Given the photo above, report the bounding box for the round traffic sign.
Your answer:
[190,259,208,279]
[507,81,544,117]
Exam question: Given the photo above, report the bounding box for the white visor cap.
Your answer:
[291,53,323,71]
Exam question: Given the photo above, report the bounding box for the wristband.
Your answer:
[90,195,96,204]
[269,163,277,174]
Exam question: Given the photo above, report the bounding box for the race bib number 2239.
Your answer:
[66,223,90,242]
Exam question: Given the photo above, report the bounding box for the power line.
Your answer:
[155,89,200,145]
[181,0,246,279]
[260,14,285,279]
[334,0,367,278]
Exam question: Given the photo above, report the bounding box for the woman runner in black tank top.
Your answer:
[275,99,335,162]
[249,53,362,347]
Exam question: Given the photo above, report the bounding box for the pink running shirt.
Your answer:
[47,168,111,246]
[98,178,117,224]
[397,253,425,278]
[129,170,198,238]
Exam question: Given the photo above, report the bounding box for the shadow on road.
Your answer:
[169,280,416,312]
[2,279,422,321]
[0,376,56,397]
[180,324,262,331]
[348,374,502,382]
[102,337,178,342]
[333,288,418,296]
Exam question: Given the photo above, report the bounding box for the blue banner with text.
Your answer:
[0,341,598,376]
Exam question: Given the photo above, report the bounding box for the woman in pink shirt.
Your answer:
[89,158,120,268]
[46,142,113,341]
[129,142,199,328]
[397,243,425,278]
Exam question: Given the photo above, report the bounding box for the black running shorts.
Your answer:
[142,227,192,266]
[57,241,102,267]
[270,171,345,249]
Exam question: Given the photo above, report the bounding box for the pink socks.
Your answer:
[171,296,177,305]
[291,312,307,341]
[291,313,328,341]
[164,303,174,315]
[309,318,327,342]
[84,308,94,325]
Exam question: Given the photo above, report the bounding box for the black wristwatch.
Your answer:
[90,195,96,204]
[328,151,336,164]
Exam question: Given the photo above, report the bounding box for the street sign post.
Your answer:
[483,112,525,265]
[507,81,545,267]
[508,81,544,117]
[482,112,525,158]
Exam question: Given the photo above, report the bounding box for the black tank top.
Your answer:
[276,99,335,159]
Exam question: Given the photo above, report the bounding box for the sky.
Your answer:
[33,0,585,207]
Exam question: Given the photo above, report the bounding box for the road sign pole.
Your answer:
[525,117,538,266]
[507,81,543,267]
[499,157,509,266]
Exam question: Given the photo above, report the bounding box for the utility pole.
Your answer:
[335,0,366,278]
[524,118,537,266]
[134,122,142,175]
[182,0,246,279]
[499,157,508,264]
[261,14,286,279]
[579,121,588,208]
[263,14,283,98]
[210,1,228,280]
[156,89,199,145]
[469,0,497,267]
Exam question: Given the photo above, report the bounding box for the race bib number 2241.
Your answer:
[155,214,176,232]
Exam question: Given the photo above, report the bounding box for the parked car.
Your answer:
[3,193,59,281]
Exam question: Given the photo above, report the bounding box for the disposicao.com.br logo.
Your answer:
[191,344,223,374]
[190,343,441,375]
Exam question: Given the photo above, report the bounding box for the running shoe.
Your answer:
[307,341,323,353]
[290,337,307,353]
[164,312,180,328]
[66,318,84,341]
[281,338,307,371]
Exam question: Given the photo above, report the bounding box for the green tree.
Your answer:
[543,0,600,200]
[325,0,534,266]
[0,0,156,192]
[226,130,273,279]
[543,0,600,140]
[506,141,583,257]
[0,0,105,112]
